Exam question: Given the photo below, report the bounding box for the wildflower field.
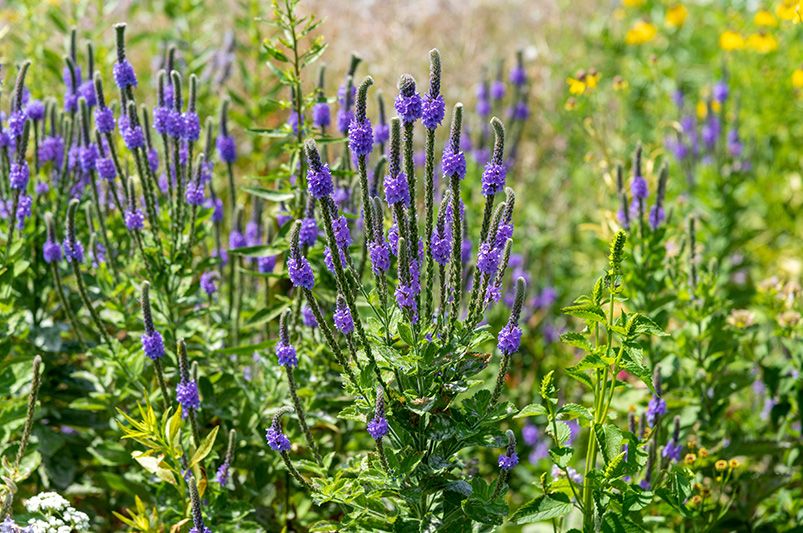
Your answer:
[1,0,802,531]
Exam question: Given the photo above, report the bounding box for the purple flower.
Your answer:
[43,240,62,263]
[369,241,390,274]
[421,93,445,129]
[96,157,116,181]
[498,452,519,471]
[430,229,451,266]
[491,80,506,100]
[511,101,530,121]
[395,283,418,320]
[481,162,506,196]
[97,108,116,136]
[333,300,354,335]
[302,305,318,327]
[16,195,32,229]
[646,395,666,427]
[312,102,330,128]
[79,145,99,175]
[200,271,217,296]
[146,148,159,174]
[648,205,665,229]
[39,136,65,164]
[477,242,502,275]
[258,255,276,273]
[217,135,236,163]
[25,99,45,121]
[662,439,682,462]
[62,238,84,263]
[123,125,145,150]
[141,330,165,360]
[367,416,389,440]
[185,182,205,206]
[113,60,138,89]
[384,172,409,205]
[176,379,201,413]
[564,419,580,445]
[299,217,318,247]
[441,146,467,180]
[229,230,247,250]
[125,208,145,231]
[287,111,303,134]
[287,256,315,289]
[631,175,648,200]
[275,341,298,367]
[215,462,230,486]
[307,163,334,199]
[348,117,373,156]
[727,128,743,158]
[497,322,522,354]
[713,80,728,103]
[522,424,538,446]
[9,161,30,190]
[79,81,97,107]
[477,98,491,117]
[266,425,291,452]
[510,65,526,87]
[495,223,514,247]
[337,109,354,134]
[153,106,171,135]
[7,112,25,140]
[323,245,348,274]
[395,76,423,124]
[333,215,351,248]
[374,123,389,145]
[210,198,224,223]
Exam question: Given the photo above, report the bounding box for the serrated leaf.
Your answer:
[510,493,573,524]
[562,304,606,323]
[560,332,593,351]
[515,403,547,418]
[558,403,593,421]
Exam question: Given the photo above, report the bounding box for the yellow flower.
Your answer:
[586,69,601,89]
[613,75,629,91]
[666,4,688,27]
[567,77,587,95]
[793,68,803,88]
[747,32,779,53]
[720,30,745,50]
[564,97,577,111]
[685,453,697,465]
[729,458,741,469]
[696,100,708,119]
[623,0,646,6]
[776,0,802,23]
[755,9,778,26]
[689,495,703,506]
[715,459,728,471]
[712,100,722,113]
[626,20,658,45]
[727,309,756,328]
[699,447,709,458]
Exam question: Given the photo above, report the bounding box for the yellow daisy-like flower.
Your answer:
[793,68,803,89]
[755,9,778,26]
[776,0,802,23]
[715,459,728,471]
[666,4,688,28]
[586,69,601,89]
[567,77,587,95]
[564,97,577,111]
[623,0,646,7]
[720,30,745,50]
[729,458,741,469]
[625,20,658,45]
[747,32,779,53]
[685,453,698,465]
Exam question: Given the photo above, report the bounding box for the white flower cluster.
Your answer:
[9,491,92,533]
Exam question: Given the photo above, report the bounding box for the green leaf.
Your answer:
[262,41,289,62]
[558,403,593,421]
[510,493,573,524]
[242,186,295,202]
[398,323,415,347]
[229,243,288,258]
[189,425,219,468]
[627,314,667,338]
[462,496,507,525]
[549,446,573,468]
[515,403,547,418]
[560,332,593,351]
[562,304,606,323]
[620,345,655,394]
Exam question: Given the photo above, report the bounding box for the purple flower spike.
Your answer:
[43,240,62,263]
[421,93,445,129]
[287,256,315,289]
[176,379,201,412]
[367,416,389,440]
[113,60,138,89]
[123,125,145,150]
[374,123,389,145]
[395,75,422,124]
[369,241,391,274]
[383,172,409,205]
[498,452,519,471]
[200,271,218,296]
[62,238,85,263]
[481,162,507,196]
[125,209,145,231]
[307,163,334,199]
[441,147,467,180]
[302,305,318,327]
[266,424,291,452]
[9,161,30,190]
[141,330,165,360]
[497,322,522,355]
[631,175,648,200]
[217,135,236,163]
[348,117,373,156]
[477,242,502,274]
[215,462,230,486]
[333,297,354,335]
[312,102,330,128]
[275,341,298,368]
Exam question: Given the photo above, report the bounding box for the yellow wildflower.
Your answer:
[564,97,577,111]
[755,9,778,26]
[689,495,703,506]
[586,69,601,89]
[712,100,721,113]
[747,32,779,53]
[720,30,745,50]
[698,447,709,458]
[623,0,646,6]
[626,20,658,45]
[567,77,587,95]
[794,68,803,88]
[685,453,697,465]
[696,100,708,119]
[729,458,741,469]
[776,0,802,23]
[715,459,728,471]
[613,75,629,91]
[666,4,688,27]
